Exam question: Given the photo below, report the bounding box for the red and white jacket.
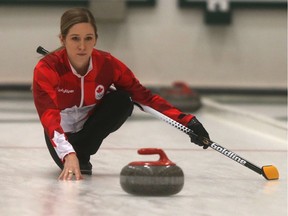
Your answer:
[33,48,194,160]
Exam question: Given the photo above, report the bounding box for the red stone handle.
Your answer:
[129,148,176,166]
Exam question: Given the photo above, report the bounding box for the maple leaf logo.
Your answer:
[96,86,103,93]
[95,85,105,100]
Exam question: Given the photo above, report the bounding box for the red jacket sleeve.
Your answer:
[33,60,74,160]
[33,60,64,137]
[111,56,194,126]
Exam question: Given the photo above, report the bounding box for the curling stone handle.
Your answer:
[136,148,176,166]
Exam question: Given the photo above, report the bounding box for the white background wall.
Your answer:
[0,0,286,89]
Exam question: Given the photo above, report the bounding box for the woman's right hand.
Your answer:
[187,117,210,149]
[58,153,83,181]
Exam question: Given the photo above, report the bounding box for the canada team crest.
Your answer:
[95,85,105,100]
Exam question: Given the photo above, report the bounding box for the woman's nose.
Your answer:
[78,40,85,50]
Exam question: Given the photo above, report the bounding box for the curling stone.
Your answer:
[120,148,184,196]
[153,81,202,112]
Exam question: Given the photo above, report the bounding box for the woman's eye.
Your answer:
[71,37,80,41]
[85,37,93,41]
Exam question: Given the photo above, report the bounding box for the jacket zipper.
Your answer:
[79,77,84,108]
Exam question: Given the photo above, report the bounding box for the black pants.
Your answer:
[45,91,134,169]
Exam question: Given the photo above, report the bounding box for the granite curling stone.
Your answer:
[120,148,184,196]
[152,81,202,112]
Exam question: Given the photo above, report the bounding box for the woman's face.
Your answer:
[61,22,97,68]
